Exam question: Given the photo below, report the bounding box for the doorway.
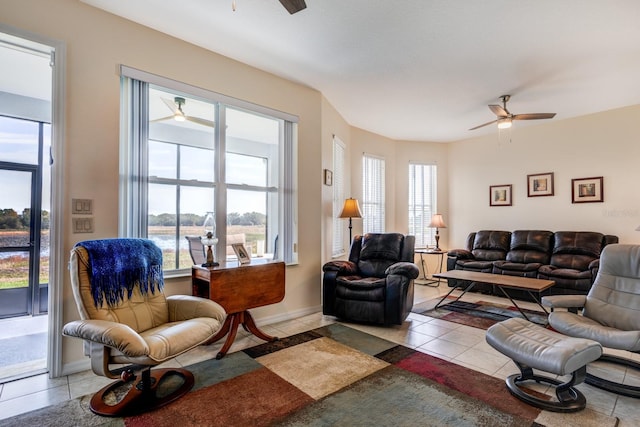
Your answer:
[0,31,53,381]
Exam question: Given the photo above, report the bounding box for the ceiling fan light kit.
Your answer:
[470,94,556,131]
[152,96,216,128]
[497,117,512,129]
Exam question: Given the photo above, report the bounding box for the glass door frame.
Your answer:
[0,161,43,318]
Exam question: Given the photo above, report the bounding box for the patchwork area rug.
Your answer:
[413,297,548,329]
[2,324,616,427]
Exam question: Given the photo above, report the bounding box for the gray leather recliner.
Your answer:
[542,243,640,398]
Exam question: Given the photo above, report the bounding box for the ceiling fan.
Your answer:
[469,95,556,130]
[279,0,307,14]
[151,97,215,128]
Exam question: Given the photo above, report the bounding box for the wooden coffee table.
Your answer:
[432,270,555,323]
[192,260,285,359]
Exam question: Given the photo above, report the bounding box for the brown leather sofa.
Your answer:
[447,230,618,295]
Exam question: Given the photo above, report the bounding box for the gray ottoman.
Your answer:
[486,317,602,412]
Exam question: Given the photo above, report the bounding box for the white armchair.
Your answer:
[63,239,226,416]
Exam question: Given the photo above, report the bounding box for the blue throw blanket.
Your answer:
[77,238,164,308]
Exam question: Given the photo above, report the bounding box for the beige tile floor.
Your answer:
[1,283,639,425]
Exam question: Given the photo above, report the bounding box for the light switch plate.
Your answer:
[72,198,93,214]
[72,218,94,233]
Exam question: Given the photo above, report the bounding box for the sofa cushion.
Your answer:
[455,259,495,272]
[552,231,604,258]
[471,230,511,261]
[336,276,386,302]
[505,230,553,264]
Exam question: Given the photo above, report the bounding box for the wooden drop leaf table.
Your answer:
[192,260,285,359]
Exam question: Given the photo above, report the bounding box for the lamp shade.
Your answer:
[428,214,447,228]
[339,198,363,219]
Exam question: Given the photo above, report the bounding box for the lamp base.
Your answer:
[434,234,441,251]
[202,262,219,268]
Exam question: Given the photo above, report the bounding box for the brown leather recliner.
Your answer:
[322,233,419,325]
[537,231,617,294]
[62,238,226,416]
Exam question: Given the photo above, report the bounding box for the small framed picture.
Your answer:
[527,172,554,197]
[572,176,603,203]
[490,184,512,206]
[232,243,251,264]
[324,169,333,186]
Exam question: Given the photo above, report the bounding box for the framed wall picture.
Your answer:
[324,169,333,186]
[490,184,512,206]
[232,243,251,264]
[527,172,554,197]
[572,176,603,203]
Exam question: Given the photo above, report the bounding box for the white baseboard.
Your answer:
[253,305,322,326]
[61,358,91,377]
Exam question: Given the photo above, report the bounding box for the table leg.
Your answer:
[434,280,477,309]
[418,253,428,280]
[243,310,278,343]
[207,310,279,359]
[417,252,442,288]
[496,287,548,325]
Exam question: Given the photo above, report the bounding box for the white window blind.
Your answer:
[332,136,346,256]
[362,154,385,233]
[408,163,437,248]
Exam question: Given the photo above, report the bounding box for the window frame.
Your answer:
[119,66,298,273]
[408,162,437,248]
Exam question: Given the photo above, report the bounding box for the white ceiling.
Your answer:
[50,2,640,140]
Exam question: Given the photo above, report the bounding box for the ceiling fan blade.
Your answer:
[186,116,216,128]
[469,119,498,131]
[279,0,307,14]
[488,104,509,117]
[513,113,557,120]
[150,115,174,123]
[161,97,178,113]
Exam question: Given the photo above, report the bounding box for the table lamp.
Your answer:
[201,231,219,267]
[339,198,363,243]
[428,213,447,251]
[201,212,219,267]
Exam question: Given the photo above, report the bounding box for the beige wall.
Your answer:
[3,0,323,371]
[448,105,640,249]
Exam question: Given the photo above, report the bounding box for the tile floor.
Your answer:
[0,283,639,425]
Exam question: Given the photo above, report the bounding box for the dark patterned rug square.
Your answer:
[414,297,548,328]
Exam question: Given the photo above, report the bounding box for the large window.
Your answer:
[362,154,385,233]
[408,163,437,248]
[119,67,298,273]
[332,136,345,256]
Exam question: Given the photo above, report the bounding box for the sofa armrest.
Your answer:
[541,295,587,311]
[386,262,419,279]
[322,260,358,275]
[447,249,474,260]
